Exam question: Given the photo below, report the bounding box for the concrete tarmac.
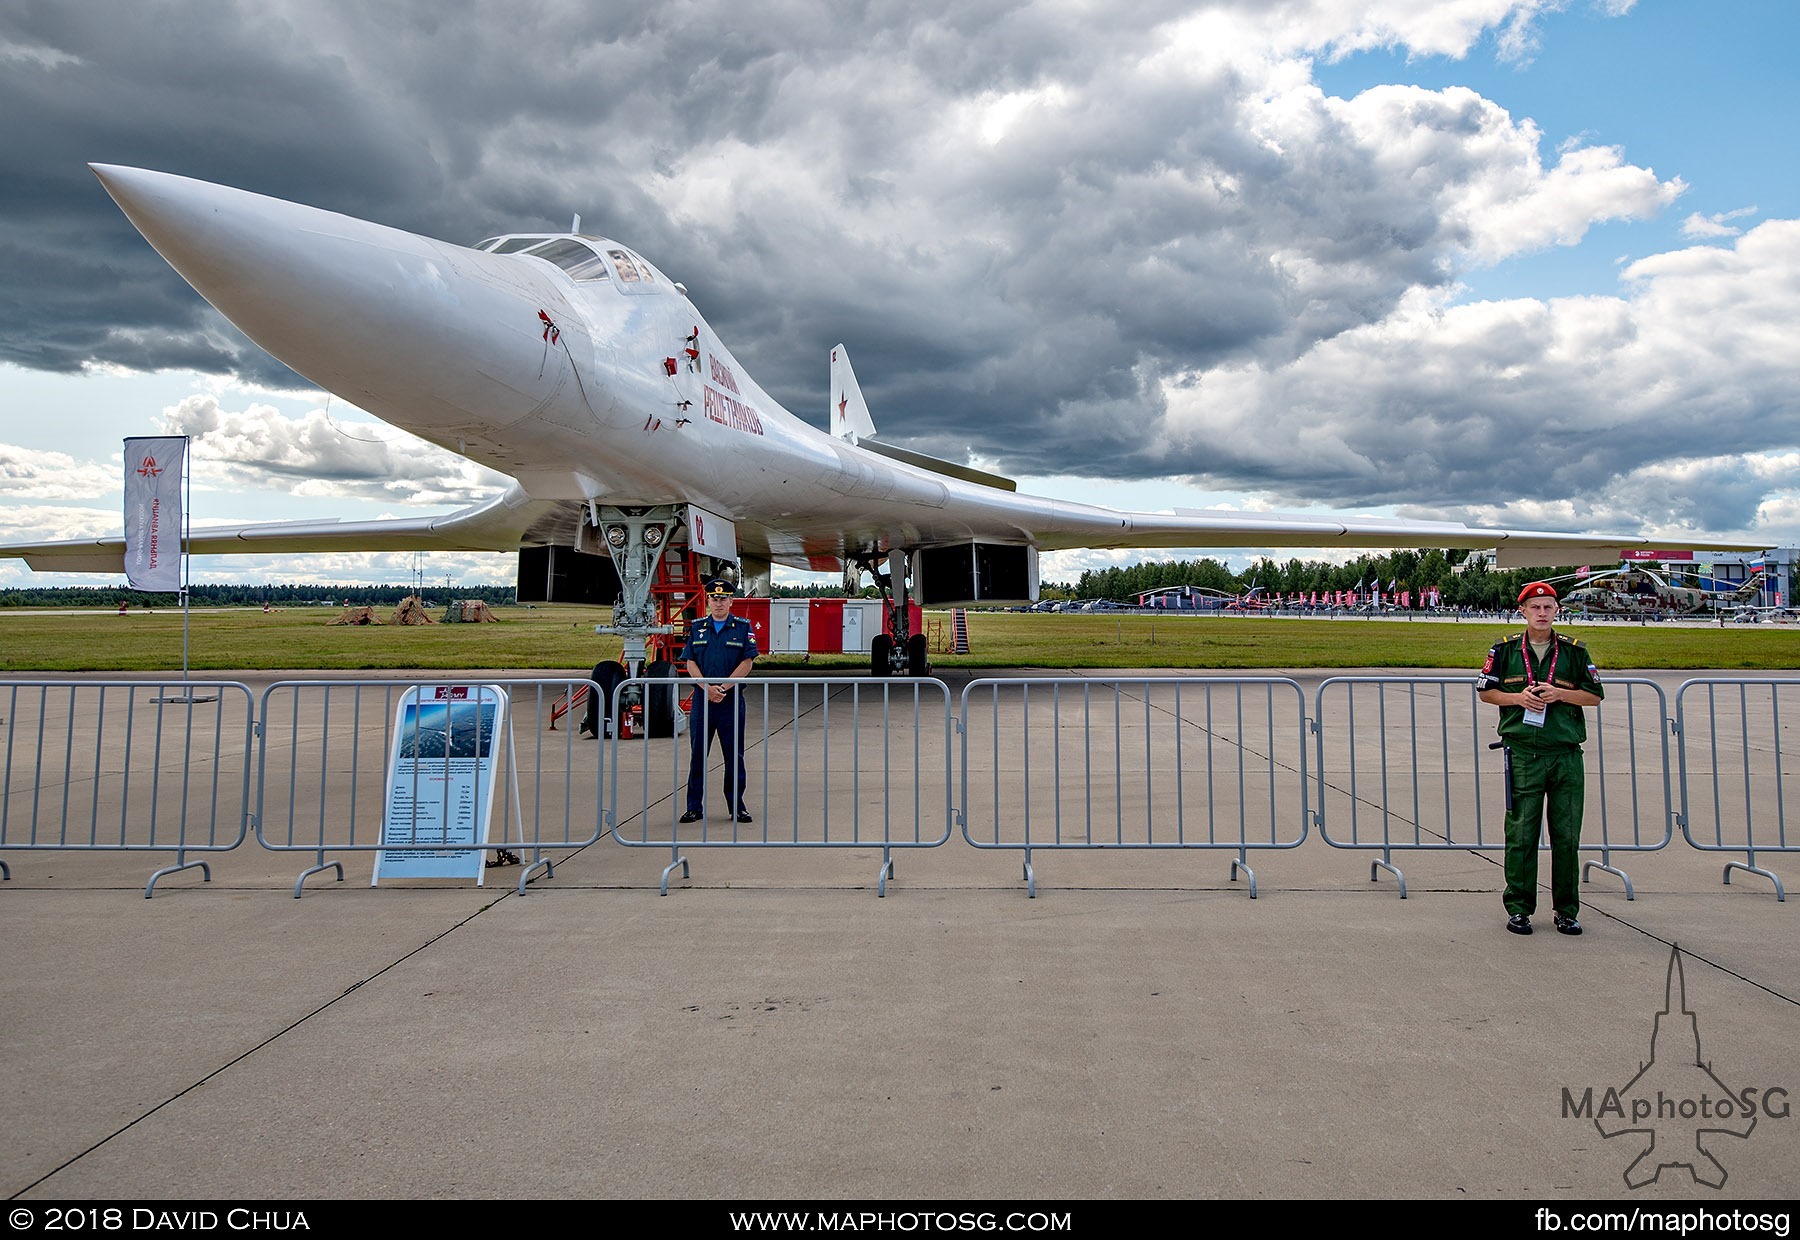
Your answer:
[1,668,1795,1203]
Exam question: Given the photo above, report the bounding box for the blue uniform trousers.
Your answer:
[686,690,748,816]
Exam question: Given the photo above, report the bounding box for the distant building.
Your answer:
[1135,584,1220,610]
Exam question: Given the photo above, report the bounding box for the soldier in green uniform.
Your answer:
[1477,581,1605,937]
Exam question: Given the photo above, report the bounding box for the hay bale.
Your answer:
[328,605,382,626]
[443,599,499,623]
[391,595,437,625]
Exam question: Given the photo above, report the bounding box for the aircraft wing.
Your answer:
[1087,506,1721,569]
[1,494,1751,576]
[715,465,1763,572]
[0,488,573,574]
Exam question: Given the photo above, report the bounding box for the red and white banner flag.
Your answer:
[123,436,185,592]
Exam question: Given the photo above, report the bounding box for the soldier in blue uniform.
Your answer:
[679,578,759,823]
[1477,581,1605,937]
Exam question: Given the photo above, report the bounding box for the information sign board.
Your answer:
[371,684,507,885]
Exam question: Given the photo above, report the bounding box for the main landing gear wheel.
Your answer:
[870,634,893,677]
[907,632,929,676]
[582,659,627,736]
[643,659,679,737]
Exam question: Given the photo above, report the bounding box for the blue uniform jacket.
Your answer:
[680,613,759,680]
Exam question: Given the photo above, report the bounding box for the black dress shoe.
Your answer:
[1506,913,1533,935]
[679,810,702,823]
[735,809,754,824]
[1554,914,1583,936]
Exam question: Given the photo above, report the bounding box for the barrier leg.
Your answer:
[1230,851,1258,899]
[518,855,554,894]
[1724,859,1786,901]
[145,857,210,900]
[660,848,690,896]
[1582,856,1635,900]
[292,859,344,899]
[1370,856,1407,899]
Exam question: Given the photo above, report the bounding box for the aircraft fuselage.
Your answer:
[91,165,1137,571]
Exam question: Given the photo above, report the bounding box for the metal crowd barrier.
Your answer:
[0,673,1793,903]
[607,675,955,895]
[1674,678,1796,900]
[255,677,604,897]
[0,679,256,897]
[1312,677,1674,898]
[958,677,1310,897]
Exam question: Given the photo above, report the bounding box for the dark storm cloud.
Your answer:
[0,1,441,380]
[2,0,1787,538]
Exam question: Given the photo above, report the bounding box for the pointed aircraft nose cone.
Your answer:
[93,163,268,292]
[91,164,587,434]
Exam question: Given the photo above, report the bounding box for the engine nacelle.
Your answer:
[516,545,621,604]
[914,542,1037,606]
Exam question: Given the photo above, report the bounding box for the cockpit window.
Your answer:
[475,234,648,285]
[608,249,650,283]
[524,239,612,281]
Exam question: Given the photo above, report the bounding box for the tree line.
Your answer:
[1066,549,1583,611]
[1,549,1583,612]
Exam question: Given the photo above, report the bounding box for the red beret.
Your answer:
[1517,581,1558,605]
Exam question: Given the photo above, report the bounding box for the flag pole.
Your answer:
[173,434,213,703]
[150,434,212,706]
[184,434,195,684]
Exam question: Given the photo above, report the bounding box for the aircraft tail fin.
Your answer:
[829,344,878,444]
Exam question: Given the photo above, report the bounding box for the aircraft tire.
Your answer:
[906,632,929,676]
[583,659,627,735]
[643,659,678,737]
[870,634,893,677]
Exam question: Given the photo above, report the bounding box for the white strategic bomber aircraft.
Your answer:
[0,166,1764,673]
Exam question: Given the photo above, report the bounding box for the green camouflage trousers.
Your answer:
[1503,745,1586,919]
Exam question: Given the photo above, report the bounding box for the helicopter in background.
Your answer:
[1558,565,1770,618]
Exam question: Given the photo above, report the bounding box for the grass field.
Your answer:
[1,602,1796,673]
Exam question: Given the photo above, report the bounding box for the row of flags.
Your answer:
[1240,578,1440,608]
[1253,588,1438,608]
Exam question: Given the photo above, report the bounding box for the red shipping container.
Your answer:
[808,599,844,653]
